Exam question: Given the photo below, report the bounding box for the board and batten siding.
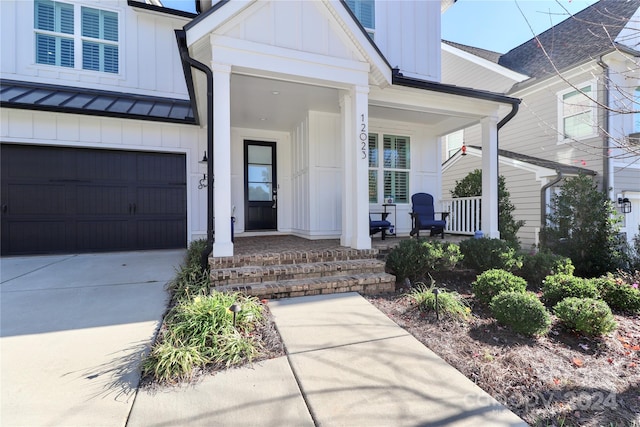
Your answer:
[1,0,190,99]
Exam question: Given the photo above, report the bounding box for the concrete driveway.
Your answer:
[1,250,185,427]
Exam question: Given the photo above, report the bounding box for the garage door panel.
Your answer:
[1,144,186,255]
[136,219,186,249]
[76,185,131,215]
[7,183,70,215]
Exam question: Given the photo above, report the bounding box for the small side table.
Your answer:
[382,203,397,235]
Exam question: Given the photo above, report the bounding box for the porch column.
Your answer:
[481,115,500,239]
[351,85,371,249]
[212,62,234,257]
[340,92,353,247]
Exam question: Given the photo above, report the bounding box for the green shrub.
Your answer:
[592,275,640,314]
[459,238,523,272]
[167,239,211,301]
[186,238,209,269]
[517,250,574,290]
[142,338,207,383]
[541,274,599,307]
[472,269,527,305]
[490,291,551,336]
[407,283,471,321]
[386,239,463,284]
[554,297,617,336]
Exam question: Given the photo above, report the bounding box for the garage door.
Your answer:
[1,144,187,255]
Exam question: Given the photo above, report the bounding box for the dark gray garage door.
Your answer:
[1,144,187,255]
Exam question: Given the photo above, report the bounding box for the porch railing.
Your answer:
[442,196,481,235]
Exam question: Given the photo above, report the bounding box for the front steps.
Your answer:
[209,247,396,299]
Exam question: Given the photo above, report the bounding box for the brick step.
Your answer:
[209,248,379,269]
[215,272,397,299]
[210,258,387,286]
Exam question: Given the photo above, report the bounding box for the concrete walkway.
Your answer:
[129,293,527,427]
[0,250,184,427]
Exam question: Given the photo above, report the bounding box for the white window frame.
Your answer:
[557,81,597,143]
[368,133,411,204]
[444,130,464,159]
[345,0,375,39]
[33,0,121,75]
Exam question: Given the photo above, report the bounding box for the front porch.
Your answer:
[209,234,468,299]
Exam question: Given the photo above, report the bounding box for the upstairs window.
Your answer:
[558,83,596,141]
[34,0,119,74]
[345,0,375,38]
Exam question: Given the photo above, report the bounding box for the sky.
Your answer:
[161,0,599,54]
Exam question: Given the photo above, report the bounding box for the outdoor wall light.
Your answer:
[229,303,242,327]
[199,151,208,163]
[198,151,211,189]
[618,197,632,214]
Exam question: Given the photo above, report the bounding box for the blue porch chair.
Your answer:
[370,213,391,240]
[409,193,448,239]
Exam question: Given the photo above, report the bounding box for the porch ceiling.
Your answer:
[231,74,479,133]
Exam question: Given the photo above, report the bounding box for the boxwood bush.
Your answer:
[541,274,599,307]
[459,238,523,272]
[517,250,574,290]
[591,275,640,314]
[386,238,463,284]
[554,297,617,336]
[472,269,527,305]
[490,291,551,336]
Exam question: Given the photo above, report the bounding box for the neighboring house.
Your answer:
[441,0,640,249]
[1,0,519,257]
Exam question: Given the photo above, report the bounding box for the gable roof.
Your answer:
[443,40,502,64]
[498,0,640,79]
[0,79,196,125]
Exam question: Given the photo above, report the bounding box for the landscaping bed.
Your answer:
[366,272,640,427]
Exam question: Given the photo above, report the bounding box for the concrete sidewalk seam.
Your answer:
[274,320,320,427]
[0,254,78,284]
[287,332,412,356]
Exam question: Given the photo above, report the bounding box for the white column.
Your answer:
[352,85,371,249]
[481,116,500,239]
[340,91,353,247]
[212,63,234,257]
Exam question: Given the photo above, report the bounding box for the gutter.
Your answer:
[175,29,214,271]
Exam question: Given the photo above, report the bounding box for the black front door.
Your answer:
[244,141,277,231]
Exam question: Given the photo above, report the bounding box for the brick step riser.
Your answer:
[216,274,396,299]
[212,265,387,286]
[209,250,379,270]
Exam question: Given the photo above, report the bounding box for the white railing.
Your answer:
[442,197,481,235]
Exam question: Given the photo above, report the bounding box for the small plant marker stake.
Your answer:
[229,303,242,327]
[433,288,440,321]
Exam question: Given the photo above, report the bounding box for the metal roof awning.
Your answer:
[0,79,196,125]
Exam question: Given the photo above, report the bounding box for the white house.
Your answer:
[1,0,519,257]
[441,0,640,249]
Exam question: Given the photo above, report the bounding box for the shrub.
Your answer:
[459,238,523,272]
[554,297,617,336]
[490,291,551,336]
[540,174,624,278]
[541,274,599,307]
[592,275,640,314]
[472,269,527,305]
[517,250,574,290]
[141,338,207,383]
[386,239,463,284]
[407,282,471,321]
[167,239,211,301]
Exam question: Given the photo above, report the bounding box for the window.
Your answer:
[558,83,595,141]
[368,133,410,204]
[345,0,375,38]
[34,0,119,74]
[634,87,640,133]
[444,130,464,159]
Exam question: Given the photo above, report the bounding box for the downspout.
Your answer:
[597,55,611,197]
[495,100,521,235]
[175,29,214,271]
[540,171,563,228]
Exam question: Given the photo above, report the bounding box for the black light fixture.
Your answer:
[229,303,242,327]
[199,151,208,163]
[198,151,209,189]
[618,197,632,214]
[433,287,440,321]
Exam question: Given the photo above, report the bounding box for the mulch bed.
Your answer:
[366,271,640,427]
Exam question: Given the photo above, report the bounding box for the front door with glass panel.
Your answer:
[244,141,277,231]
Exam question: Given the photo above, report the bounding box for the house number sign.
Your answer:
[360,114,367,159]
